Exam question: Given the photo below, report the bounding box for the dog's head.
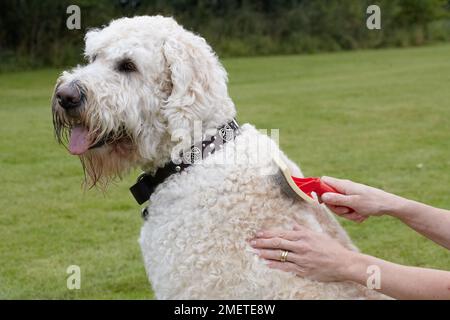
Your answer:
[52,15,235,187]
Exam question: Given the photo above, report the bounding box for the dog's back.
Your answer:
[139,124,386,299]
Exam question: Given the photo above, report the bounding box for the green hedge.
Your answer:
[0,0,449,71]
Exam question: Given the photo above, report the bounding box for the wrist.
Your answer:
[339,251,372,284]
[380,193,409,217]
[386,196,416,220]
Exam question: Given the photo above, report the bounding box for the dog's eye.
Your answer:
[117,59,137,73]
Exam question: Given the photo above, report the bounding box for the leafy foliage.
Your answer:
[0,0,449,70]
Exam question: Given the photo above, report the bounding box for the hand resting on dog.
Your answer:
[251,177,450,299]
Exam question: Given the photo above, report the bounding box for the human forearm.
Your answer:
[389,198,450,249]
[252,224,450,300]
[321,177,450,249]
[342,251,450,300]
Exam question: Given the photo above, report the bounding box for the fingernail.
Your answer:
[250,240,256,246]
[256,231,264,237]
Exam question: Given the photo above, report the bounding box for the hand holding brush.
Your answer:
[273,155,367,222]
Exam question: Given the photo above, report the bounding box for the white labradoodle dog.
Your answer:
[52,16,386,299]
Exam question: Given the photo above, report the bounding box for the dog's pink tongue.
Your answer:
[69,126,91,155]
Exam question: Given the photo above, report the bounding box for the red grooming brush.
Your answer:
[291,176,339,198]
[272,155,353,212]
[292,176,354,213]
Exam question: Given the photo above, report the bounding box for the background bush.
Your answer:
[0,0,449,71]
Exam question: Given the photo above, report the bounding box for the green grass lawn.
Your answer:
[1,44,449,299]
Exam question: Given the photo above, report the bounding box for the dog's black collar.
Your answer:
[130,119,240,205]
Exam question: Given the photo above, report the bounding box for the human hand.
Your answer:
[250,224,356,282]
[320,176,401,222]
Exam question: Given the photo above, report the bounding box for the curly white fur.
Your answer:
[53,16,388,299]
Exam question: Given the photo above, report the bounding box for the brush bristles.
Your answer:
[270,154,316,204]
[271,170,302,200]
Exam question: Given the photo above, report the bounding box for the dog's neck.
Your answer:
[130,119,240,206]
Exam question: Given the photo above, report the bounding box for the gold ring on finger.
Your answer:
[280,250,289,262]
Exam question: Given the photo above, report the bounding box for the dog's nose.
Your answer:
[56,83,82,110]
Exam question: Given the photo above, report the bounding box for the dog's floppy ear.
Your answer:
[162,29,230,139]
